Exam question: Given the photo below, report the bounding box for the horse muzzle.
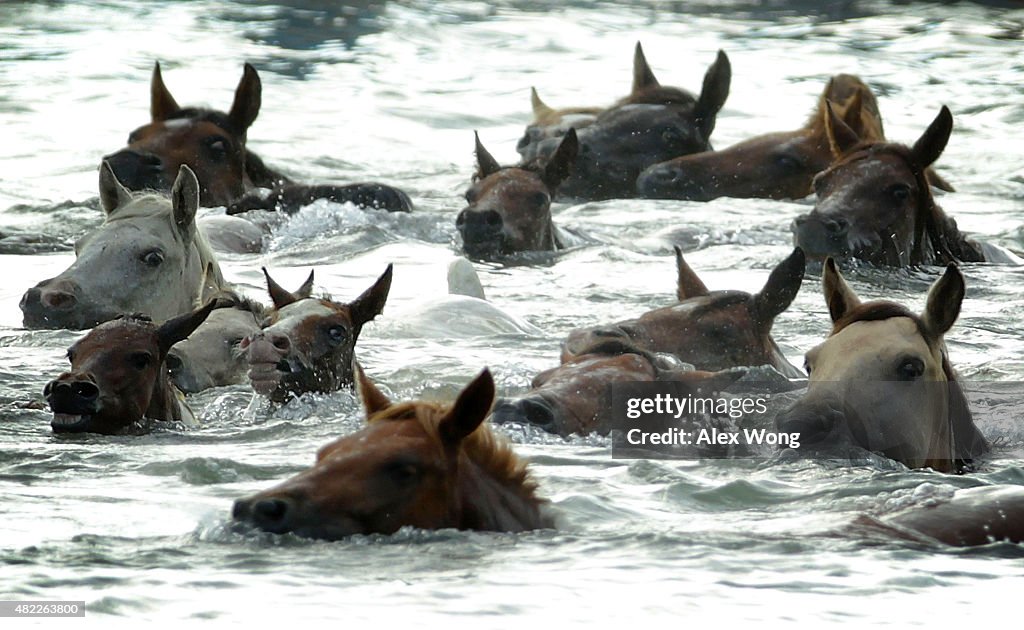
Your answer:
[456,208,506,257]
[44,376,100,433]
[102,149,168,193]
[791,213,851,260]
[242,332,301,397]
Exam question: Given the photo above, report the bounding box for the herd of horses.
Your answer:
[16,44,1024,549]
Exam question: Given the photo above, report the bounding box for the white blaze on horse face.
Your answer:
[805,317,951,465]
[266,299,344,358]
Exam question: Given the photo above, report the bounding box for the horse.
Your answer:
[491,338,743,437]
[774,259,988,473]
[242,265,393,403]
[166,290,266,394]
[791,105,1003,266]
[518,43,731,200]
[457,129,577,258]
[562,247,806,378]
[20,164,226,330]
[232,366,552,538]
[637,74,886,201]
[517,86,603,150]
[104,62,412,212]
[44,300,220,434]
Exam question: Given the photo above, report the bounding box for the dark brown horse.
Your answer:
[491,338,742,437]
[104,62,412,212]
[791,105,994,266]
[44,300,220,434]
[518,43,731,200]
[232,366,552,538]
[241,265,392,403]
[457,130,577,258]
[562,247,805,378]
[775,259,988,473]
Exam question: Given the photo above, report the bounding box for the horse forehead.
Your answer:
[549,353,653,387]
[658,293,752,322]
[72,324,158,362]
[477,170,544,198]
[270,299,348,330]
[316,420,438,466]
[816,318,934,372]
[132,119,227,147]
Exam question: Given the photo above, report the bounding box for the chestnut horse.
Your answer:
[457,130,577,258]
[791,105,1003,266]
[518,43,731,200]
[562,247,805,378]
[491,338,742,437]
[20,164,225,330]
[44,300,220,434]
[242,265,392,403]
[104,62,412,212]
[775,259,988,472]
[232,367,552,538]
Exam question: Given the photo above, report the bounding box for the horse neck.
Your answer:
[244,149,293,190]
[455,457,549,532]
[146,369,186,423]
[912,194,985,265]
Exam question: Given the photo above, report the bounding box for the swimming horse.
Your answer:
[44,299,221,434]
[20,164,226,330]
[518,42,731,200]
[792,105,1018,266]
[775,259,988,473]
[103,62,412,213]
[232,366,552,538]
[637,74,957,201]
[562,247,806,378]
[242,265,393,403]
[457,129,578,258]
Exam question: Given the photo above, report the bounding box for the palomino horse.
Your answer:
[457,130,577,258]
[232,366,552,538]
[166,290,265,394]
[518,43,731,200]
[791,105,997,266]
[105,62,412,212]
[491,338,743,437]
[775,259,988,472]
[44,300,220,434]
[242,265,393,403]
[562,247,806,378]
[20,164,225,330]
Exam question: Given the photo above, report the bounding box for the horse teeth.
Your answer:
[52,413,84,426]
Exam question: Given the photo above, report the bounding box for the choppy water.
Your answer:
[3,0,1024,625]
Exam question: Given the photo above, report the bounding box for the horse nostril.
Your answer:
[483,210,502,228]
[43,381,55,397]
[141,153,162,167]
[455,210,467,228]
[252,498,291,526]
[71,381,99,402]
[41,289,77,310]
[269,333,290,353]
[794,215,808,227]
[825,217,849,235]
[520,397,556,429]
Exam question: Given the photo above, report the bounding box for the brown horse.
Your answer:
[518,43,731,200]
[104,62,412,212]
[775,259,988,472]
[457,130,577,258]
[562,247,805,378]
[491,338,742,437]
[232,366,552,538]
[791,105,995,266]
[44,300,220,434]
[242,265,392,403]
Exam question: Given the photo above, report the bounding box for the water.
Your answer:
[3,0,1024,625]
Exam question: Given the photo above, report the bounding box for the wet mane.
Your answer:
[367,401,539,497]
[209,289,266,318]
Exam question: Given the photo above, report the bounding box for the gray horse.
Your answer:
[20,164,226,330]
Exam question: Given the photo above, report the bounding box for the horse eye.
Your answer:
[896,357,925,380]
[661,128,683,144]
[888,183,911,202]
[66,349,75,363]
[529,191,549,208]
[327,326,347,345]
[129,352,153,370]
[464,188,478,204]
[205,138,229,159]
[127,131,139,144]
[140,250,164,267]
[776,155,800,171]
[385,462,421,486]
[803,360,812,376]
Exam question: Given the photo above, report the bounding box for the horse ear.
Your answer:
[227,63,261,134]
[694,50,731,140]
[170,165,200,240]
[822,257,861,322]
[156,299,219,356]
[631,41,660,93]
[530,87,554,122]
[825,100,861,158]
[674,246,709,301]
[474,132,502,179]
[840,89,864,136]
[348,264,393,329]
[438,369,495,447]
[751,247,805,327]
[910,106,953,170]
[150,61,180,122]
[262,267,299,309]
[354,361,392,417]
[541,128,578,191]
[922,263,964,339]
[295,269,315,299]
[98,160,134,214]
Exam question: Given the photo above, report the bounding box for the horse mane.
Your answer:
[831,300,925,339]
[367,401,540,499]
[616,86,697,107]
[207,289,266,318]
